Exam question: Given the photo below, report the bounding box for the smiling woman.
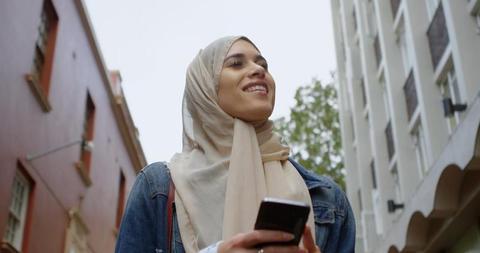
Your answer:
[218,39,275,122]
[114,36,355,253]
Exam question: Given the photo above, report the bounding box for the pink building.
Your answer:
[0,0,147,252]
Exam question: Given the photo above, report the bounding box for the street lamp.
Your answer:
[387,199,404,213]
[26,139,94,161]
[442,98,467,117]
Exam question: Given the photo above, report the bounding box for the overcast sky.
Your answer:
[83,0,337,163]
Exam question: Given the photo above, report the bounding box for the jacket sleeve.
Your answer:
[337,191,356,253]
[115,171,165,253]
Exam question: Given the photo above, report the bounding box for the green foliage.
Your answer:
[275,78,345,189]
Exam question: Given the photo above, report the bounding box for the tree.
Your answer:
[275,78,345,189]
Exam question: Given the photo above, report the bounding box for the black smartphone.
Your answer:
[254,197,310,247]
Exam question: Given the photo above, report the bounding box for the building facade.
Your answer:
[0,0,146,252]
[331,0,480,252]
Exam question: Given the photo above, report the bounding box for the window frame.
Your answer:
[3,163,35,253]
[437,59,465,134]
[370,160,377,189]
[366,0,377,36]
[426,0,440,20]
[391,164,403,204]
[115,171,126,231]
[75,92,96,187]
[427,2,450,70]
[379,75,391,121]
[395,17,412,77]
[411,120,429,178]
[63,208,90,253]
[25,0,59,112]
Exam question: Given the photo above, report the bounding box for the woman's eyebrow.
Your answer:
[224,53,266,63]
[255,55,267,62]
[224,53,245,62]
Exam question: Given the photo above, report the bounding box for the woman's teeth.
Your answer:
[245,85,267,93]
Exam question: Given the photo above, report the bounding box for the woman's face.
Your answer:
[218,39,275,122]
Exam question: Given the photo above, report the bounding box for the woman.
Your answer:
[115,36,355,253]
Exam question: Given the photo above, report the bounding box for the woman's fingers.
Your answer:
[219,230,304,253]
[302,226,320,253]
[261,245,305,253]
[239,230,294,248]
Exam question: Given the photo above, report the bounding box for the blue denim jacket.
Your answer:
[115,159,355,253]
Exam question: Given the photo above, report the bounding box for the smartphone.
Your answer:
[254,197,310,247]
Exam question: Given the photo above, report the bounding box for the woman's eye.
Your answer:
[230,60,243,67]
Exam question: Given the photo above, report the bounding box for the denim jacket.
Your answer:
[115,159,355,253]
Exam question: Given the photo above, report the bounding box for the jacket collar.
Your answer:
[288,158,332,190]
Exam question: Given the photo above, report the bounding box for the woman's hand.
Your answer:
[218,227,321,253]
[301,226,321,253]
[218,230,302,253]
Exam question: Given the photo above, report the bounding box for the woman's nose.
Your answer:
[248,63,266,78]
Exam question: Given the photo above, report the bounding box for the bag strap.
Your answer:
[167,177,176,253]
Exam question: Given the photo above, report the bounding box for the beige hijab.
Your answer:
[169,36,315,253]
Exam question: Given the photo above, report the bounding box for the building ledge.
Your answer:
[25,74,52,112]
[75,161,92,187]
[0,241,19,253]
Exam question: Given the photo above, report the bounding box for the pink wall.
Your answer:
[0,0,144,252]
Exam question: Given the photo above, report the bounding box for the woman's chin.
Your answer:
[239,108,273,123]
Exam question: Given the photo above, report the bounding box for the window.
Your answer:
[366,0,377,36]
[438,63,463,133]
[352,7,358,33]
[469,0,480,31]
[64,209,90,253]
[391,164,403,204]
[350,114,356,144]
[427,3,449,70]
[403,70,418,121]
[3,169,32,252]
[116,171,126,230]
[370,160,377,189]
[380,76,391,120]
[81,93,95,170]
[75,92,95,186]
[412,121,429,177]
[385,121,395,161]
[396,20,412,76]
[372,189,384,235]
[374,34,382,67]
[476,13,480,31]
[25,0,59,112]
[360,78,367,108]
[390,0,401,19]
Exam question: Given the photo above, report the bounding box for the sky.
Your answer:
[83,0,337,163]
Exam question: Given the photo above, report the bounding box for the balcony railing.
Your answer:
[427,3,449,69]
[385,121,395,160]
[374,34,382,67]
[403,70,418,120]
[391,0,401,19]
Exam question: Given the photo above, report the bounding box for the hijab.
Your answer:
[168,36,315,252]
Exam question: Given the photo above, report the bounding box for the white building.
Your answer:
[330,0,480,252]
